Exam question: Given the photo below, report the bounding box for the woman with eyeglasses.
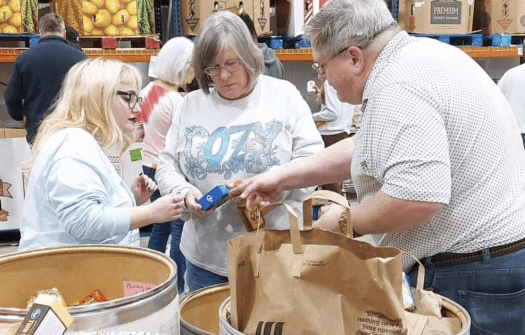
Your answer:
[155,11,324,292]
[137,37,195,295]
[18,58,185,252]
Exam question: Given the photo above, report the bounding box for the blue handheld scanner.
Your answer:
[197,185,231,212]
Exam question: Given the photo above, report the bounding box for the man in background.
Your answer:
[4,13,86,145]
[498,63,525,148]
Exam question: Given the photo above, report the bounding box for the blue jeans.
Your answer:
[185,260,228,292]
[143,166,186,294]
[408,247,525,335]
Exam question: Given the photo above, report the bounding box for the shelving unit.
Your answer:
[0,44,522,63]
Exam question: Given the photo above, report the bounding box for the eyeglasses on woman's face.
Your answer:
[204,59,243,77]
[116,91,143,109]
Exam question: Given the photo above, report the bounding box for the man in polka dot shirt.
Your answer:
[231,0,525,333]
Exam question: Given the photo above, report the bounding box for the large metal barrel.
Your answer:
[218,295,471,335]
[0,245,179,334]
[180,284,230,335]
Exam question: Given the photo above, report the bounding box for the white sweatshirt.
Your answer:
[156,75,324,276]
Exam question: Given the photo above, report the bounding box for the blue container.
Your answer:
[197,185,230,212]
[269,38,283,49]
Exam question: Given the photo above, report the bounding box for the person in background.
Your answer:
[18,58,184,252]
[138,37,195,295]
[65,26,82,52]
[310,80,356,194]
[231,0,525,333]
[155,11,323,292]
[498,63,525,148]
[236,11,284,79]
[4,13,86,145]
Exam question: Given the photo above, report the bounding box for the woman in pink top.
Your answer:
[138,37,195,295]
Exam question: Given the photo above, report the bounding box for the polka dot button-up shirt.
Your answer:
[352,31,525,271]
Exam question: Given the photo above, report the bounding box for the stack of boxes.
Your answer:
[180,0,271,36]
[0,0,38,34]
[53,0,155,36]
[398,0,525,35]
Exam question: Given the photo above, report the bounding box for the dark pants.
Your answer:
[185,260,228,292]
[142,165,186,294]
[408,247,525,334]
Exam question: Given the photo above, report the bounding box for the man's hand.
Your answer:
[229,172,285,209]
[313,202,346,233]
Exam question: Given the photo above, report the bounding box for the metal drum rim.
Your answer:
[0,245,178,329]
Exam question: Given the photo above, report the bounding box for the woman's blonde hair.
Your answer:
[30,58,142,171]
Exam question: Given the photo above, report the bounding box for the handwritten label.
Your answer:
[123,281,157,297]
[129,148,142,162]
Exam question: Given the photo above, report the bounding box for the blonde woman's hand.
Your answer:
[132,174,158,205]
[148,194,185,223]
[185,190,216,218]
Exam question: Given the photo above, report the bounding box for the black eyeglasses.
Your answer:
[116,91,143,109]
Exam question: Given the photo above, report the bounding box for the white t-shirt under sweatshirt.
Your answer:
[312,81,356,135]
[156,75,324,276]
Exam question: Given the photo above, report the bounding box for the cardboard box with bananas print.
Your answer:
[54,0,154,36]
[0,0,38,34]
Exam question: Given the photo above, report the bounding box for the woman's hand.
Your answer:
[185,190,216,217]
[132,174,157,205]
[148,194,185,223]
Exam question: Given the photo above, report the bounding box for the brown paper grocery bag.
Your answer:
[227,191,407,335]
[405,258,463,334]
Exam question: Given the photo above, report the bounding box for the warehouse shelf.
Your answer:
[0,44,522,64]
[275,46,523,62]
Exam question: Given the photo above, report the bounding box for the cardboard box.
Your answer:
[180,0,270,36]
[0,0,38,34]
[15,294,73,335]
[54,0,154,36]
[3,128,27,139]
[399,0,475,34]
[0,136,32,229]
[485,0,525,34]
[276,0,322,37]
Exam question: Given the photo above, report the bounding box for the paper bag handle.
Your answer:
[260,202,302,255]
[259,202,303,277]
[303,190,353,237]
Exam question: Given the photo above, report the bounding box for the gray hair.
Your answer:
[39,13,66,35]
[304,0,397,57]
[155,37,194,86]
[193,11,264,94]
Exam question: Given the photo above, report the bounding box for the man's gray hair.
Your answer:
[193,11,264,94]
[305,0,397,57]
[39,13,66,35]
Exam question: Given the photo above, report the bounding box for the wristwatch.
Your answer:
[338,210,348,236]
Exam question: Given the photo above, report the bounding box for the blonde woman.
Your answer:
[19,58,184,252]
